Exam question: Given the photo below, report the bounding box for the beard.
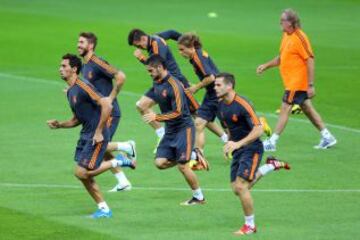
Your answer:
[217,91,227,100]
[152,74,161,81]
[60,74,67,80]
[78,48,88,57]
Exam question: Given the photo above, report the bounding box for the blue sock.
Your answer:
[115,154,132,167]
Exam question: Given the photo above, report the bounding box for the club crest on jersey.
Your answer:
[88,71,93,79]
[162,89,167,98]
[232,114,238,122]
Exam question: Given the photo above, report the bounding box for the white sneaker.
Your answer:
[263,139,276,152]
[108,184,132,192]
[314,136,337,149]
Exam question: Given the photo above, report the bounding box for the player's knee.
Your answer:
[154,159,167,170]
[195,118,206,130]
[177,162,188,172]
[136,100,145,112]
[300,102,311,113]
[74,167,88,180]
[233,183,246,195]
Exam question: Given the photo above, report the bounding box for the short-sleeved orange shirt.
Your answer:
[279,29,314,91]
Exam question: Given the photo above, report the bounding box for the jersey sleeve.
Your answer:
[150,39,168,61]
[156,30,182,41]
[193,50,215,77]
[294,31,314,60]
[77,80,103,105]
[91,56,118,79]
[155,79,182,122]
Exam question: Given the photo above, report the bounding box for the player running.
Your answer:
[214,72,290,235]
[78,32,135,191]
[128,29,226,157]
[176,32,271,156]
[47,54,135,218]
[142,55,206,205]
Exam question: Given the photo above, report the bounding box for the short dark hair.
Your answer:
[79,32,97,50]
[62,53,82,74]
[216,72,236,89]
[128,28,147,45]
[146,55,166,69]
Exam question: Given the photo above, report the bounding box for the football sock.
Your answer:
[192,188,204,200]
[114,171,130,186]
[155,127,165,138]
[98,201,110,213]
[116,141,133,154]
[320,128,331,138]
[220,133,228,143]
[191,151,197,160]
[245,215,255,228]
[258,164,275,176]
[269,133,279,144]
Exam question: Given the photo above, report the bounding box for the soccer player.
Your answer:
[177,33,272,156]
[128,29,226,155]
[47,54,135,218]
[142,55,206,205]
[257,9,337,151]
[214,73,290,235]
[78,32,135,191]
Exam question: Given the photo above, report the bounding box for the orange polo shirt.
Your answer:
[279,29,314,91]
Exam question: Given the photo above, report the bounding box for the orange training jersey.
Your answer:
[279,29,314,91]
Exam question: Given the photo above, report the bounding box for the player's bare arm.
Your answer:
[256,56,280,74]
[47,115,80,129]
[134,48,147,62]
[306,57,315,98]
[93,97,113,144]
[109,70,126,101]
[189,74,215,94]
[223,125,263,155]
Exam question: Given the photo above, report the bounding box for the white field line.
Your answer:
[0,182,359,193]
[0,72,359,134]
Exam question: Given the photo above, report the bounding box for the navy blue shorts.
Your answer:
[107,116,120,140]
[156,126,195,164]
[230,145,263,182]
[75,139,109,170]
[282,90,308,105]
[197,96,219,122]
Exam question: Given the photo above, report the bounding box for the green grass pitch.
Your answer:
[0,0,359,239]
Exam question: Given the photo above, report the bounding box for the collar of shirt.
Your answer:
[155,74,170,84]
[147,36,152,51]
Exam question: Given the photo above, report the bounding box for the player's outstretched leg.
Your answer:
[232,177,256,235]
[249,156,291,189]
[300,100,337,149]
[263,102,292,152]
[178,163,205,206]
[249,156,290,189]
[74,166,112,219]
